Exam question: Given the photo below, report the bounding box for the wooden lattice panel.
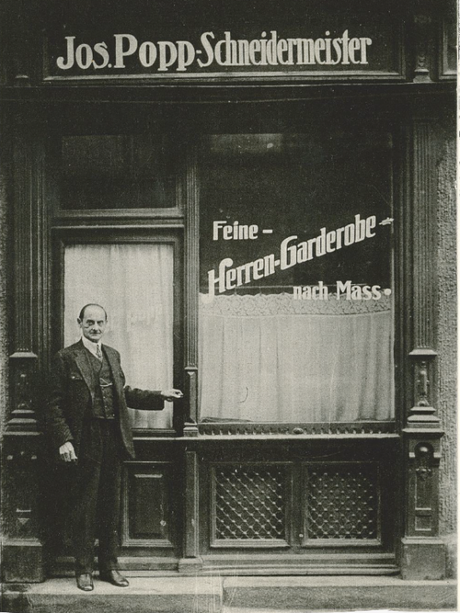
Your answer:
[213,465,286,540]
[306,463,379,540]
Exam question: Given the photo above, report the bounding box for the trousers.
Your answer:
[71,419,122,574]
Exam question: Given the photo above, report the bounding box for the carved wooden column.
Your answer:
[179,142,202,570]
[3,133,48,582]
[401,117,445,579]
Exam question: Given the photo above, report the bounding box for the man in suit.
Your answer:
[45,303,182,591]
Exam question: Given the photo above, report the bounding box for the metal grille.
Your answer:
[214,465,286,540]
[306,464,379,540]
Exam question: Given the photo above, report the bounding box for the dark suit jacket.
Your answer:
[45,340,164,460]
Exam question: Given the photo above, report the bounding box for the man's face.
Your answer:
[78,305,107,343]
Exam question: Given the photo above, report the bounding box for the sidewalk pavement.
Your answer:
[1,575,457,613]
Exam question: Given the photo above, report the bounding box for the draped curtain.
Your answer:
[64,243,174,428]
[199,293,394,423]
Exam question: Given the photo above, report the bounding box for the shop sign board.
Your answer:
[42,4,404,82]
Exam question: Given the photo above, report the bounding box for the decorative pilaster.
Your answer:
[3,133,48,582]
[407,118,439,426]
[401,117,445,579]
[7,133,49,428]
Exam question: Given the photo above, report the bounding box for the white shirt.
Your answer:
[81,335,103,359]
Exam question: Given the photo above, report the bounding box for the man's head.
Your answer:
[78,304,107,343]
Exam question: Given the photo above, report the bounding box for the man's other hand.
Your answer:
[161,389,184,401]
[59,441,77,462]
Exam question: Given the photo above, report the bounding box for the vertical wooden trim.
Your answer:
[183,450,200,558]
[395,123,411,431]
[36,138,50,369]
[184,144,199,423]
[173,235,185,433]
[13,138,34,352]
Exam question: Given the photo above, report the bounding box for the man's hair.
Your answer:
[78,303,108,321]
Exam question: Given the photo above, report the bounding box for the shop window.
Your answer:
[63,242,175,429]
[199,132,394,423]
[60,134,176,210]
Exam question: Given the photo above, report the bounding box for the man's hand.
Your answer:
[161,389,183,401]
[59,441,77,463]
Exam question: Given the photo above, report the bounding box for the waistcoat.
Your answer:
[86,350,116,420]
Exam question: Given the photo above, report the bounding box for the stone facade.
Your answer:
[436,113,457,577]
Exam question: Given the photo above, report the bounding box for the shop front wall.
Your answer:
[0,0,456,582]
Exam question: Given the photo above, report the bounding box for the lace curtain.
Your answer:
[64,243,174,428]
[199,293,394,423]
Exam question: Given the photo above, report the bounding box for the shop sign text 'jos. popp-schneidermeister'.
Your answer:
[54,30,374,74]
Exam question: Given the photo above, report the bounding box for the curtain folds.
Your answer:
[64,248,394,427]
[199,293,394,423]
[64,243,174,429]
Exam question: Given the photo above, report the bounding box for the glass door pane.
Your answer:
[64,242,174,428]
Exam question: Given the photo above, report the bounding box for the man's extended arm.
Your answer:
[124,386,183,410]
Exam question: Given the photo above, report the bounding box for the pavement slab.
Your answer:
[1,576,456,613]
